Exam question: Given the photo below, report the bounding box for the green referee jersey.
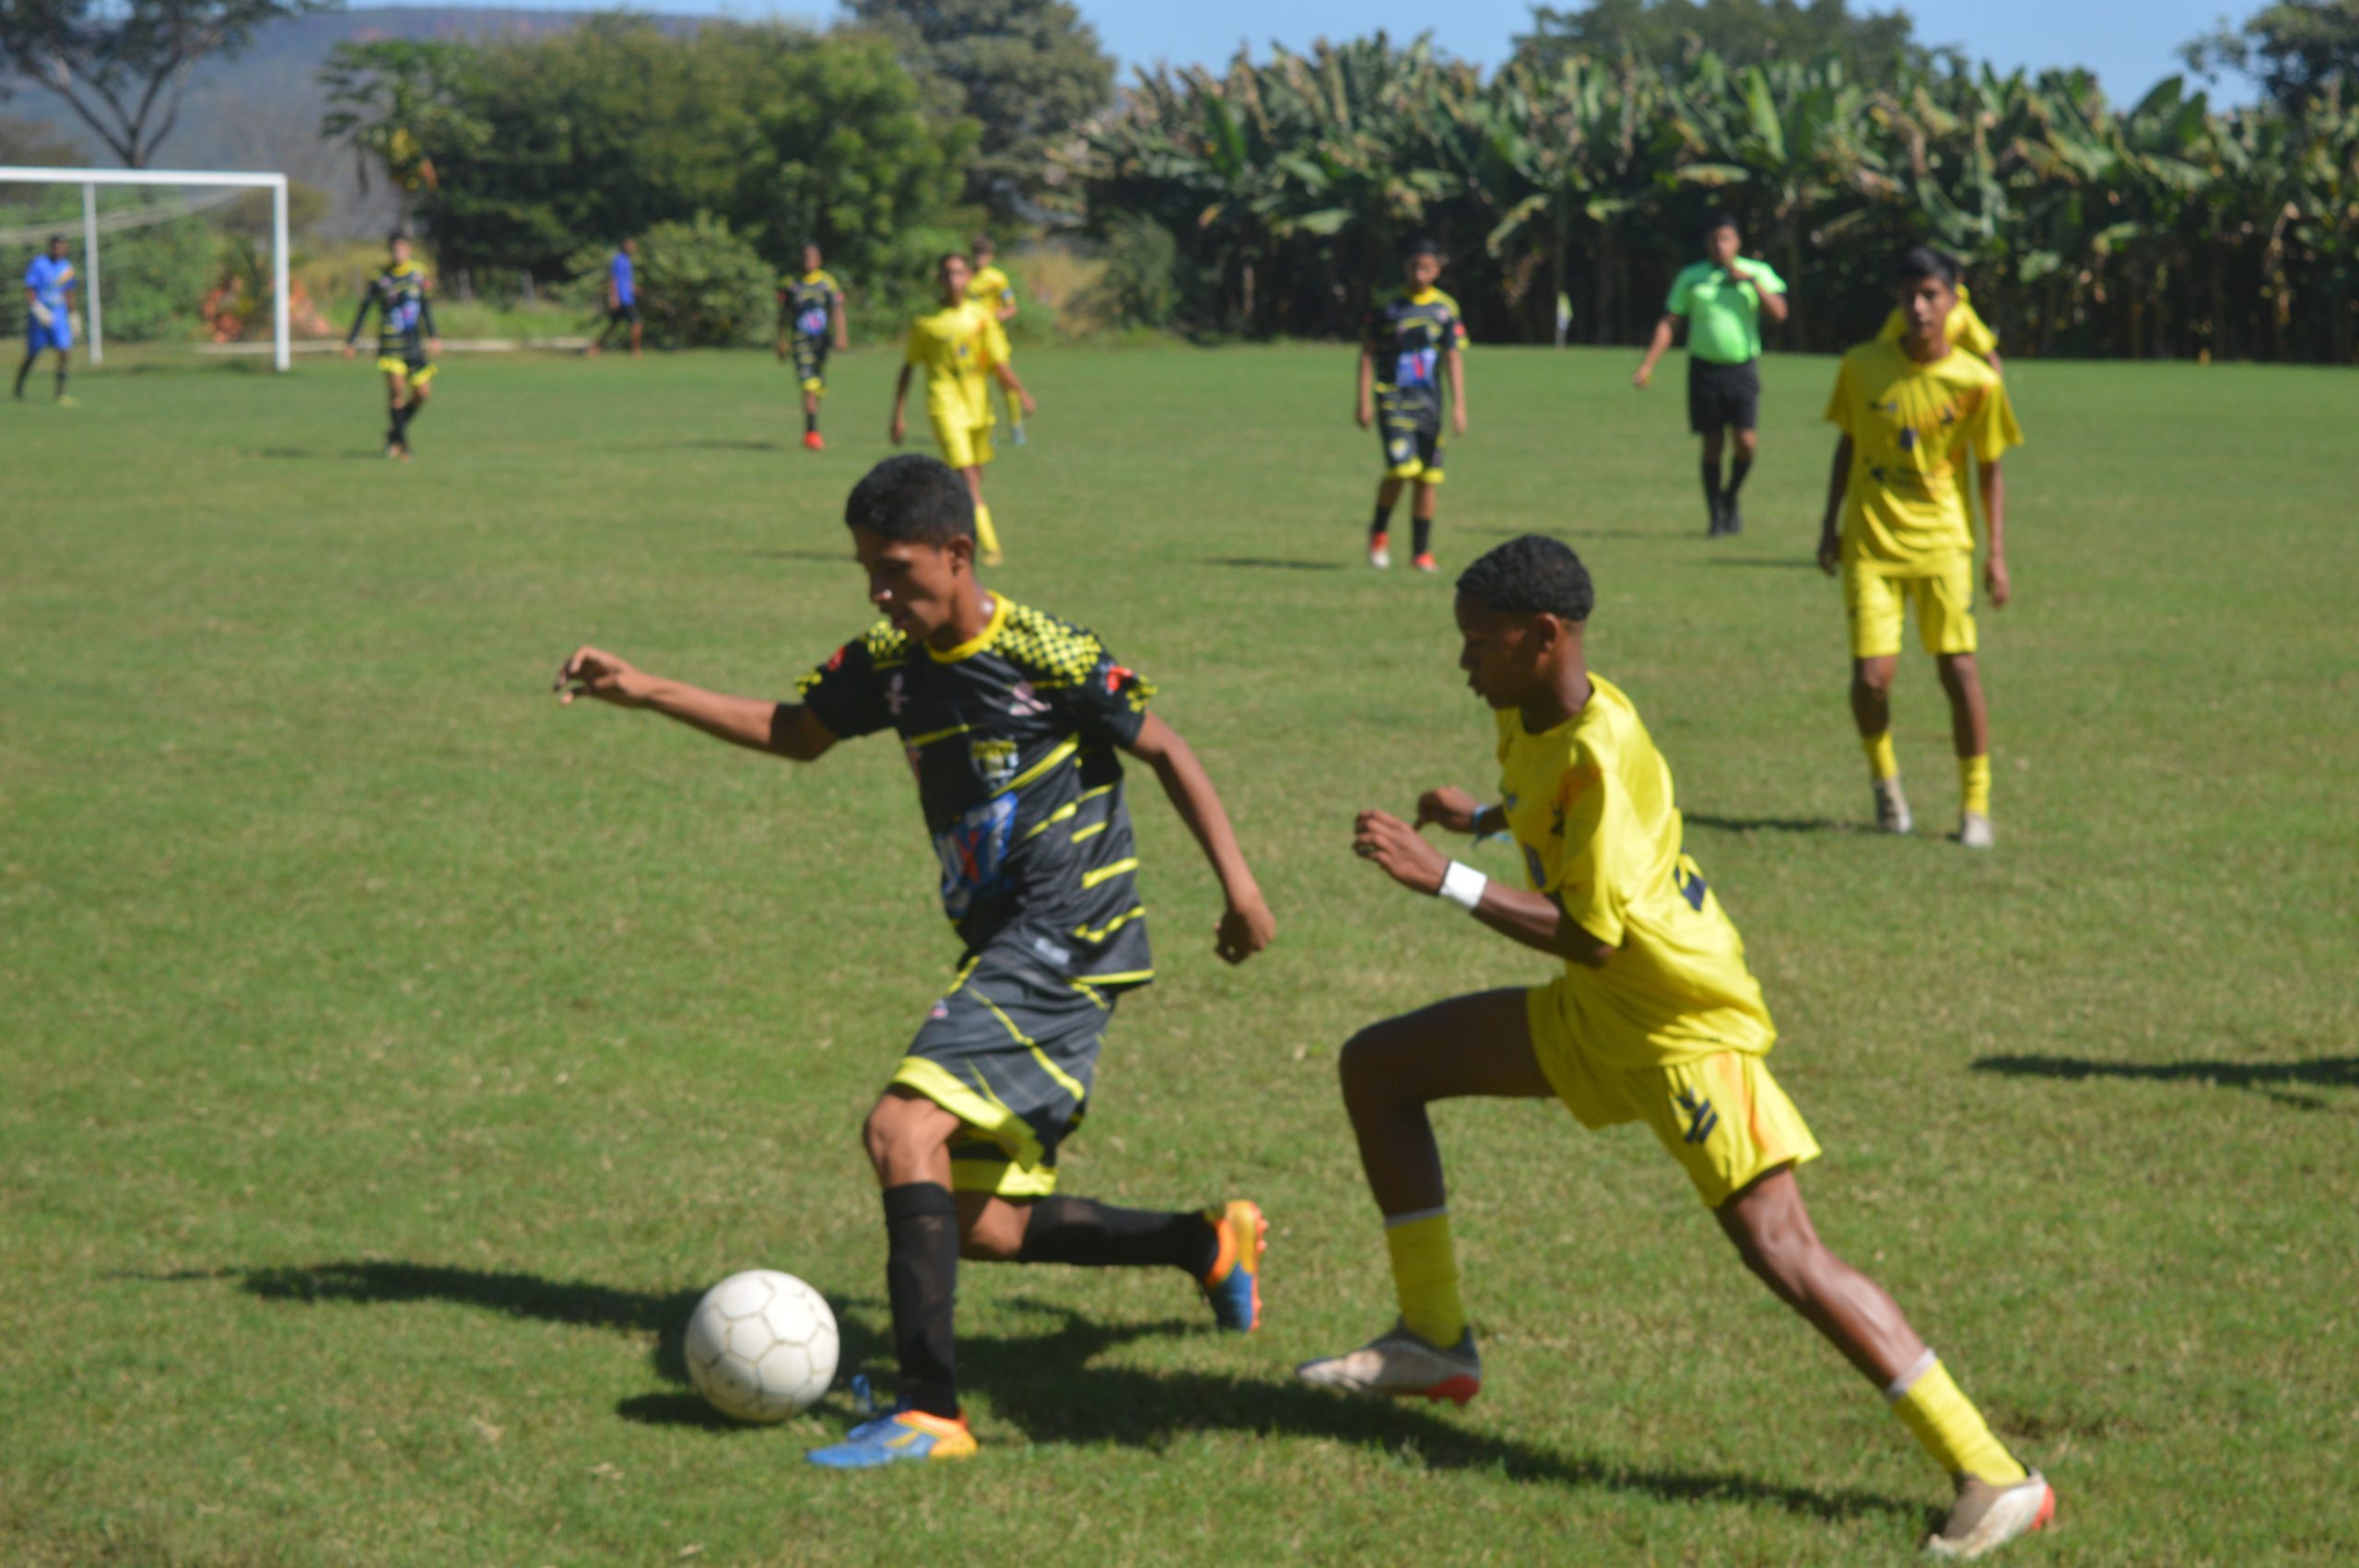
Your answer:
[1666,258,1787,365]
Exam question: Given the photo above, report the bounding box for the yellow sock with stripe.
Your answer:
[1382,1209,1467,1348]
[973,503,1002,558]
[1863,731,1899,782]
[1960,754,1992,816]
[1887,1351,2026,1484]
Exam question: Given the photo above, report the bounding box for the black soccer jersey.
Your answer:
[796,597,1156,989]
[346,262,437,362]
[1363,287,1467,418]
[780,270,843,342]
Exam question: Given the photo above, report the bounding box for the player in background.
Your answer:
[778,242,848,451]
[342,232,441,460]
[15,235,78,404]
[1356,237,1468,572]
[892,252,1033,567]
[1880,282,2003,526]
[556,453,1277,1469]
[589,238,641,357]
[1633,213,1788,536]
[967,235,1025,447]
[1299,533,2054,1561]
[1817,248,2023,849]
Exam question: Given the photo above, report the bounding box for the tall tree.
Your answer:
[319,41,482,228]
[849,0,1113,220]
[1515,0,1928,80]
[2182,0,2359,108]
[0,0,334,167]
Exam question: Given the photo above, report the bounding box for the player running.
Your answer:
[968,235,1025,447]
[342,232,441,460]
[1356,237,1467,572]
[1633,213,1788,536]
[589,238,641,357]
[1817,248,2023,849]
[1298,532,2054,1561]
[15,235,78,405]
[556,452,1277,1469]
[779,243,848,451]
[892,252,1033,567]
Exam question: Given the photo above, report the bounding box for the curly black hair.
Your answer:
[1456,534,1594,623]
[844,453,976,545]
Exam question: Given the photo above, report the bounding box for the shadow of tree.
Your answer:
[197,1261,1919,1523]
[1974,1053,2359,1111]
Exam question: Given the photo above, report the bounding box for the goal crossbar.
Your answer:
[0,166,290,371]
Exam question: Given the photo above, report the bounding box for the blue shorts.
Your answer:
[28,318,72,353]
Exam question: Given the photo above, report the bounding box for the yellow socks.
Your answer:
[1863,731,1898,782]
[1888,1352,2026,1484]
[1960,755,1991,816]
[973,502,1003,560]
[1383,1209,1468,1348]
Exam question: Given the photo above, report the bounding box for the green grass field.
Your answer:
[4,343,2354,1566]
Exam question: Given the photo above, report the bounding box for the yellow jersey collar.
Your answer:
[1407,287,1441,305]
[929,591,1008,663]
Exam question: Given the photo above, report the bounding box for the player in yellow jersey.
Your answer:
[891,252,1034,566]
[1818,249,2024,848]
[968,235,1025,447]
[1297,532,2056,1561]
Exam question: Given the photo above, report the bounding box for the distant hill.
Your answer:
[2,8,732,235]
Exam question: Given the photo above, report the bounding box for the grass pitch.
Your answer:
[3,344,2354,1566]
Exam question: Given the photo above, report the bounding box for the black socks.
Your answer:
[1371,501,1394,537]
[882,1182,961,1418]
[804,411,818,435]
[1412,515,1434,557]
[1726,456,1753,501]
[1014,1197,1219,1274]
[1700,457,1723,509]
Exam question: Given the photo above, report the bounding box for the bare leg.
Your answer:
[1848,655,1897,739]
[1339,989,1554,1218]
[1715,1165,1926,1387]
[1935,652,1989,759]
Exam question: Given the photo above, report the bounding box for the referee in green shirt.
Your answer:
[1634,213,1789,536]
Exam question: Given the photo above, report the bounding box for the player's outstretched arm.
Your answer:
[1816,436,1852,576]
[555,646,835,761]
[1121,713,1273,965]
[1979,458,2010,607]
[1355,806,1612,966]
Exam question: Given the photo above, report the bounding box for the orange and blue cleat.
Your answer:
[804,1405,978,1469]
[1199,1199,1267,1332]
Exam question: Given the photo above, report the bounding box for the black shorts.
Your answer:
[1376,394,1448,482]
[792,333,830,392]
[1688,357,1760,434]
[889,943,1116,1198]
[608,302,640,325]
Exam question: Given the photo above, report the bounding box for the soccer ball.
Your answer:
[683,1270,839,1422]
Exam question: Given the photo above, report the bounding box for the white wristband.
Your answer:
[1437,860,1488,912]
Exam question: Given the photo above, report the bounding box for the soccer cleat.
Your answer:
[1198,1199,1267,1332]
[1873,777,1915,835]
[54,393,80,408]
[1413,552,1438,573]
[1925,1470,2054,1560]
[1297,1324,1481,1406]
[1367,532,1391,570]
[805,1405,978,1469]
[1720,499,1743,535]
[1011,425,1027,447]
[804,430,825,451]
[1959,812,1995,850]
[1706,496,1726,536]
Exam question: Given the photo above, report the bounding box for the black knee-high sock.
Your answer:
[1725,456,1753,500]
[881,1182,960,1418]
[1412,514,1434,557]
[1013,1197,1219,1273]
[15,356,33,397]
[1371,499,1395,537]
[402,394,426,430]
[53,360,66,397]
[804,409,818,434]
[1700,457,1723,508]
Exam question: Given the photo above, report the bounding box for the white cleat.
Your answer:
[1925,1470,2055,1560]
[1296,1324,1481,1406]
[1873,777,1914,835]
[1367,533,1392,570]
[1958,812,1995,850]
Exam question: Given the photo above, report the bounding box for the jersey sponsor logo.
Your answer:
[1030,934,1072,966]
[933,794,1017,919]
[1394,346,1438,388]
[1523,845,1547,891]
[826,646,847,671]
[1007,681,1051,716]
[1101,665,1134,696]
[797,306,829,335]
[969,737,1020,791]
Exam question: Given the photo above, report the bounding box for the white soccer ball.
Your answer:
[683,1270,839,1422]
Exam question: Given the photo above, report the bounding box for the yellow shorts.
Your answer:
[932,415,994,471]
[376,357,435,385]
[1844,554,1977,661]
[1525,979,1821,1209]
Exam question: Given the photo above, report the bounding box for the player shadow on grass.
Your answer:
[1704,557,1819,569]
[1203,556,1346,572]
[209,1261,1918,1522]
[1975,1052,2359,1112]
[1683,812,1854,836]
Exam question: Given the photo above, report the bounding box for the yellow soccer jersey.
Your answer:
[1825,338,2023,570]
[906,301,1008,427]
[968,263,1015,319]
[1877,287,1999,361]
[1496,675,1776,1070]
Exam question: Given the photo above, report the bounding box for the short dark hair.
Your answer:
[1895,245,1961,287]
[387,228,411,247]
[1457,534,1594,624]
[938,251,968,270]
[48,233,66,247]
[844,454,975,546]
[1403,236,1442,260]
[1702,211,1740,239]
[971,234,995,253]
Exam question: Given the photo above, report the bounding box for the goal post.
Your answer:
[0,166,291,371]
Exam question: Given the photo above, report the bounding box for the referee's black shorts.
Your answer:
[1688,357,1760,434]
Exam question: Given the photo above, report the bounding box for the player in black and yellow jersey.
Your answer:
[1298,533,2054,1561]
[556,453,1276,1470]
[778,242,848,451]
[1818,248,2023,849]
[342,232,441,461]
[1356,238,1468,571]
